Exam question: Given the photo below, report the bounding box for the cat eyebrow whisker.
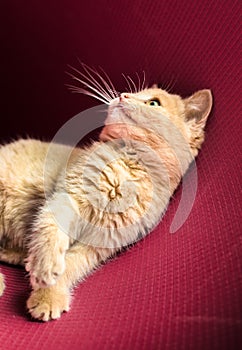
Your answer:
[141,71,146,91]
[163,75,177,93]
[66,72,112,104]
[68,64,113,103]
[66,84,110,105]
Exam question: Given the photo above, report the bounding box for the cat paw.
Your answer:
[27,287,70,321]
[26,250,66,289]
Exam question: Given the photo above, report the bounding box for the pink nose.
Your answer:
[119,93,129,102]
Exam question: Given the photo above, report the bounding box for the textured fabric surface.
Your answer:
[0,1,241,349]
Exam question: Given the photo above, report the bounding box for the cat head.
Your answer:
[67,64,212,157]
[100,87,213,157]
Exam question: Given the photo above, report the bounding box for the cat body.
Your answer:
[0,84,212,321]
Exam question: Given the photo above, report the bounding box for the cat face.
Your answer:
[67,65,212,156]
[100,88,213,156]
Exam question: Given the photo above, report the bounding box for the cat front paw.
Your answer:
[26,251,66,289]
[27,287,70,321]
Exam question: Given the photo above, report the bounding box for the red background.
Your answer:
[0,1,241,349]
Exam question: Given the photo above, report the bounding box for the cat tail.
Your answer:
[0,272,5,296]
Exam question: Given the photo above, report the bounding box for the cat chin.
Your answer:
[100,124,130,141]
[108,102,136,122]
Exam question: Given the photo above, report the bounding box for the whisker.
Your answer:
[80,62,116,100]
[135,72,141,92]
[127,75,137,93]
[122,73,133,93]
[159,78,175,93]
[141,71,146,90]
[79,61,115,101]
[98,66,118,98]
[66,71,111,104]
[164,75,177,93]
[68,64,112,102]
[66,84,110,105]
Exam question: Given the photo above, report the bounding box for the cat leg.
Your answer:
[25,194,75,289]
[27,243,114,321]
[26,224,70,289]
[0,273,5,296]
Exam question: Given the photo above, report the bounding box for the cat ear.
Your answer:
[184,89,213,128]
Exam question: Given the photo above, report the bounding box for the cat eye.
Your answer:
[146,99,161,106]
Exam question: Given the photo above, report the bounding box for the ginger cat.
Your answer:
[0,67,212,321]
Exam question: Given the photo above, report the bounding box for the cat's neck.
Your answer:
[129,132,183,193]
[100,127,186,193]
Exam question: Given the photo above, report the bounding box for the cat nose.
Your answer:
[119,93,130,102]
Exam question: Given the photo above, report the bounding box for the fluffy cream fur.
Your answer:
[0,87,212,321]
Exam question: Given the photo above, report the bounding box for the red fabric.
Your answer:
[0,1,241,349]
